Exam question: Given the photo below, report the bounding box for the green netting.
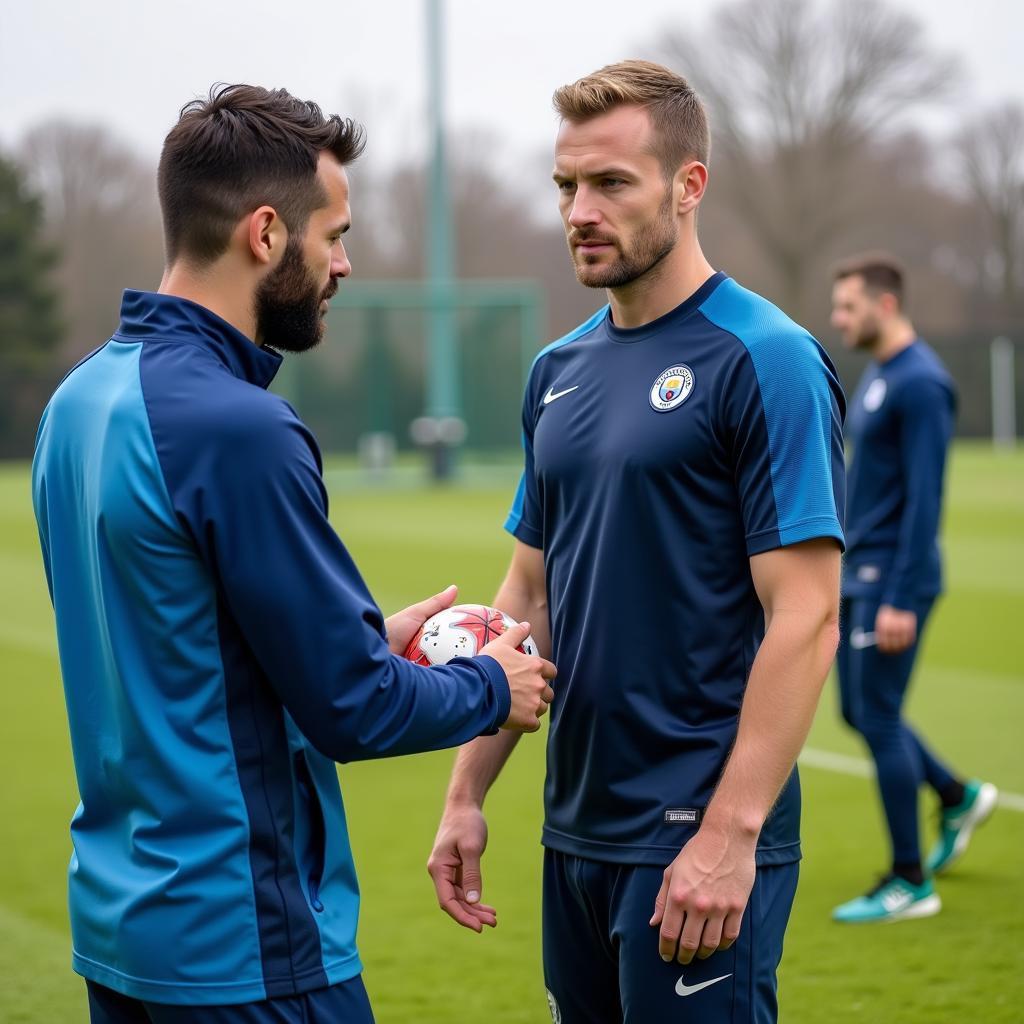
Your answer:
[272,282,542,456]
[275,282,1020,454]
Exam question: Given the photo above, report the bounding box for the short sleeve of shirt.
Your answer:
[504,378,543,549]
[699,282,846,556]
[504,307,608,551]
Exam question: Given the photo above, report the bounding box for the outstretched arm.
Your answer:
[428,540,552,931]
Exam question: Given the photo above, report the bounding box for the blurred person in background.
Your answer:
[828,252,997,924]
[429,60,845,1024]
[31,83,555,1024]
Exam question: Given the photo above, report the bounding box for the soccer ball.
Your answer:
[403,604,537,665]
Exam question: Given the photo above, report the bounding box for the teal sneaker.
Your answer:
[832,874,941,924]
[926,779,998,875]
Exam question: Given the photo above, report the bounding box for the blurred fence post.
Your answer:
[991,336,1017,449]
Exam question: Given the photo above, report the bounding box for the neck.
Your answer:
[159,261,259,344]
[869,317,916,363]
[606,237,715,329]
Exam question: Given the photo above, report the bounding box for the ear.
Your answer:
[246,205,287,266]
[675,160,709,216]
[878,291,901,318]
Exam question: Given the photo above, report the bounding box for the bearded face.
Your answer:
[254,236,337,354]
[568,188,678,290]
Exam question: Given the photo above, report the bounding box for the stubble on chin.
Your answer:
[569,245,620,289]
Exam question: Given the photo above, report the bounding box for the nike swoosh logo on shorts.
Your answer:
[850,628,878,650]
[543,385,580,405]
[675,973,732,997]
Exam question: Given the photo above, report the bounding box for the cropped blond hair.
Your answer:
[553,60,710,174]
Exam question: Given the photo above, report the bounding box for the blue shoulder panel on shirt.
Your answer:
[699,279,845,550]
[529,305,609,371]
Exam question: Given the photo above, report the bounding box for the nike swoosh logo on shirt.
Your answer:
[675,973,732,998]
[543,385,580,405]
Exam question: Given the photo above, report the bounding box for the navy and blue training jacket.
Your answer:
[842,339,956,607]
[506,273,846,867]
[31,290,511,1005]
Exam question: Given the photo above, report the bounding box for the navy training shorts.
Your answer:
[542,848,799,1023]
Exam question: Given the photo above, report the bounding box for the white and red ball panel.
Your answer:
[403,604,537,666]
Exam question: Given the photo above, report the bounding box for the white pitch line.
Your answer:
[799,746,1024,813]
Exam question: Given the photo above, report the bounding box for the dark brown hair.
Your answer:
[833,252,906,307]
[552,60,710,175]
[158,83,365,265]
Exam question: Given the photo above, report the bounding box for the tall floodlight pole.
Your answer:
[422,0,461,478]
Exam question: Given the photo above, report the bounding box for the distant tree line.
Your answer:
[2,0,1021,456]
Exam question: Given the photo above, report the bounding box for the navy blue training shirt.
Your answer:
[505,273,846,867]
[842,338,956,608]
[32,291,511,1005]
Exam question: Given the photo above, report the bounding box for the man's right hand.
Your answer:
[479,621,556,732]
[427,802,496,932]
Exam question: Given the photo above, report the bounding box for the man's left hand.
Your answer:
[649,826,756,964]
[875,604,917,654]
[384,584,459,656]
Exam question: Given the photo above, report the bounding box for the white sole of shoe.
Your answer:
[885,894,942,922]
[939,782,999,874]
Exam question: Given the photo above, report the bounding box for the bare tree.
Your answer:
[660,0,957,320]
[956,102,1024,320]
[18,121,165,364]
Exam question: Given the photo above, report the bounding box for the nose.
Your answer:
[567,186,601,229]
[332,242,351,280]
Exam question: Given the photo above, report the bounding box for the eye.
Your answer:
[555,180,576,194]
[601,177,625,189]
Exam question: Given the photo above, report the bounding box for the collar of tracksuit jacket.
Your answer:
[114,288,283,390]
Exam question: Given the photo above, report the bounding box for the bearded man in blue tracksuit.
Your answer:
[828,253,997,924]
[31,84,556,1023]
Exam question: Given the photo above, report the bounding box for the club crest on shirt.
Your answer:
[863,377,887,412]
[650,365,695,412]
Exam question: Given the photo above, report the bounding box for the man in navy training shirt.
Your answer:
[828,253,997,924]
[31,84,556,1024]
[427,61,845,1024]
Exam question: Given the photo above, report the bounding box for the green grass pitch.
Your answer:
[0,444,1021,1022]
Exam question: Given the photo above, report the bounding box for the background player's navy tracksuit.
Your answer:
[837,339,958,867]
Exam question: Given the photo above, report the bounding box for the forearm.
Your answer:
[703,607,839,839]
[493,567,552,661]
[446,729,523,807]
[445,556,550,808]
[886,493,942,609]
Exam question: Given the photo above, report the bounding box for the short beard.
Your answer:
[255,238,335,354]
[854,315,882,351]
[570,190,678,290]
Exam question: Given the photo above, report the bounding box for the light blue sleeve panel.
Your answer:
[699,279,846,552]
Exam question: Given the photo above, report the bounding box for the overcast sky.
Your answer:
[2,0,1021,174]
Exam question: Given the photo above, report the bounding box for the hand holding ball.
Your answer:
[403,604,553,732]
[403,604,538,664]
